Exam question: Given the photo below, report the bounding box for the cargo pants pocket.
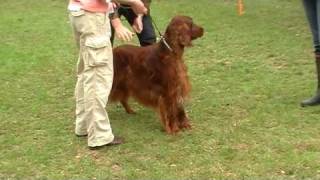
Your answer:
[84,36,111,67]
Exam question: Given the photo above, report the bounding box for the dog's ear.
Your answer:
[178,25,192,46]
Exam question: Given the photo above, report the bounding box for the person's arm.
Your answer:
[108,1,133,41]
[132,14,143,33]
[111,17,134,42]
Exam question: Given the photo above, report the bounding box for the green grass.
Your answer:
[1,0,320,179]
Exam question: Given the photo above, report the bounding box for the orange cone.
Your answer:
[237,0,244,16]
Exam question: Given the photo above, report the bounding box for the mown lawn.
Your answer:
[1,0,320,179]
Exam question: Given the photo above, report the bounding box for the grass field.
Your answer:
[1,0,320,179]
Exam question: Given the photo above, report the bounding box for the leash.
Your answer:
[149,16,173,52]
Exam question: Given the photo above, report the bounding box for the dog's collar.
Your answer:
[160,36,173,52]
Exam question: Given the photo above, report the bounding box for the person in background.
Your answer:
[110,0,156,46]
[301,0,320,107]
[68,0,147,150]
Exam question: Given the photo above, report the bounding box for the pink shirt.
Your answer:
[68,0,109,13]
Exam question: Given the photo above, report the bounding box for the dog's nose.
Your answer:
[192,26,204,39]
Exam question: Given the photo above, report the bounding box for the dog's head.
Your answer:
[165,15,204,47]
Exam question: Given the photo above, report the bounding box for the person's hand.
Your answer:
[115,26,134,42]
[111,18,134,41]
[132,14,143,33]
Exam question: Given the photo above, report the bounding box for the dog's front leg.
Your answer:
[158,97,170,133]
[177,105,191,130]
[176,97,191,130]
[158,97,179,134]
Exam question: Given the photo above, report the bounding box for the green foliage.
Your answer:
[1,0,320,179]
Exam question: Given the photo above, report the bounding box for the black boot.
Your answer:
[301,53,320,107]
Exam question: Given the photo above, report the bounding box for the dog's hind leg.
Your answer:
[121,100,135,114]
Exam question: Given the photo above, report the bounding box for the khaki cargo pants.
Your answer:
[69,10,114,147]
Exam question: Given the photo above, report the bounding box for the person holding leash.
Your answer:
[68,0,147,149]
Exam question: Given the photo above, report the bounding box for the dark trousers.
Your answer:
[111,7,156,47]
[303,0,320,53]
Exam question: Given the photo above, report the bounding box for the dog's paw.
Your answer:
[179,119,192,130]
[125,109,136,114]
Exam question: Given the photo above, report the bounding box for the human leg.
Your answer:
[301,0,320,107]
[70,10,118,146]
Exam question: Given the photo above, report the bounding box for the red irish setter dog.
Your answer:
[110,16,204,134]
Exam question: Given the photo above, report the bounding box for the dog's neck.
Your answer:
[160,37,173,52]
[159,34,185,57]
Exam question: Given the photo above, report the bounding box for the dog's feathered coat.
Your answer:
[110,16,204,134]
